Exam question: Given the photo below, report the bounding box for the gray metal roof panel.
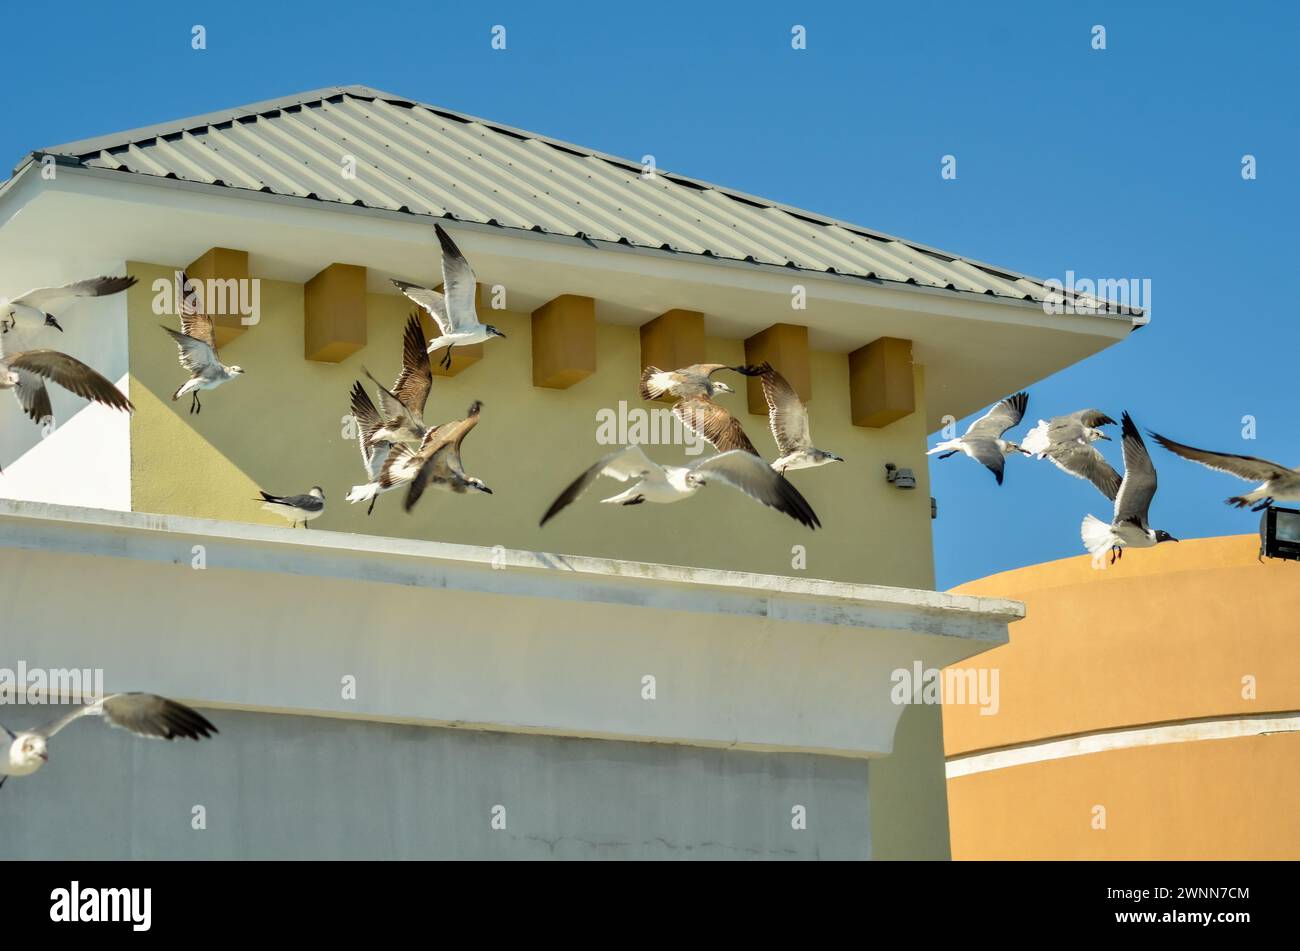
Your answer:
[24,85,1140,316]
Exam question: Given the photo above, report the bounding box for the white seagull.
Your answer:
[1081,412,1179,567]
[1,274,137,334]
[0,335,133,431]
[539,444,820,529]
[162,272,244,414]
[393,224,506,369]
[257,486,325,528]
[1150,431,1300,512]
[346,381,395,515]
[379,401,491,512]
[752,361,844,473]
[927,392,1029,485]
[363,312,433,446]
[1022,409,1121,499]
[638,363,760,401]
[1,693,217,789]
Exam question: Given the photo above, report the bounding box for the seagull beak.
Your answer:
[1099,433,1112,441]
[492,329,507,339]
[37,751,48,761]
[45,314,63,333]
[480,486,494,494]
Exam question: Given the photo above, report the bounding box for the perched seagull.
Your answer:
[346,381,395,515]
[638,363,760,401]
[1022,409,1121,499]
[927,392,1029,485]
[257,486,325,528]
[0,274,137,334]
[540,444,820,529]
[1149,431,1300,512]
[0,335,133,429]
[383,401,490,512]
[363,312,434,446]
[1,693,216,790]
[393,224,506,369]
[1081,412,1178,567]
[752,362,843,473]
[162,272,244,414]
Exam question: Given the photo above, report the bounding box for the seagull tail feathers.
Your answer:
[1080,514,1113,556]
[346,483,380,504]
[1021,422,1050,456]
[926,439,961,456]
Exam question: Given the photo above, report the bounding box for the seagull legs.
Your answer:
[367,496,377,516]
[1252,498,1275,513]
[189,391,202,415]
[440,346,455,370]
[937,451,958,459]
[1109,545,1123,565]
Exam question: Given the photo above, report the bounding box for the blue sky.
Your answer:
[1,1,1295,587]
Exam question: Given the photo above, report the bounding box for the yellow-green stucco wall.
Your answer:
[126,262,935,589]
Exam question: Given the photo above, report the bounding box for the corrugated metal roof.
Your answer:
[25,85,1138,316]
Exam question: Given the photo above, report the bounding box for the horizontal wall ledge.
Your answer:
[0,500,1019,759]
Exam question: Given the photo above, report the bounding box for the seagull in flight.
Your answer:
[393,224,506,369]
[257,486,325,528]
[346,381,395,515]
[751,362,843,473]
[1081,412,1178,567]
[1149,431,1300,512]
[540,444,820,529]
[383,401,491,512]
[642,362,767,458]
[162,272,244,413]
[363,313,433,446]
[1022,409,1120,499]
[0,335,133,432]
[927,392,1029,484]
[638,363,760,401]
[1,693,216,790]
[0,274,137,334]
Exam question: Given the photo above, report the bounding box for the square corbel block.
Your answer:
[304,263,367,363]
[185,247,251,351]
[849,336,915,428]
[743,323,811,415]
[532,294,596,389]
[639,309,706,401]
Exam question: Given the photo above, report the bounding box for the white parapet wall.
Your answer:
[0,500,1020,758]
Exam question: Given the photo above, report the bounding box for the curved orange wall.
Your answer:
[944,535,1300,859]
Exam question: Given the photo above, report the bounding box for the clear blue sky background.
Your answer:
[1,1,1294,587]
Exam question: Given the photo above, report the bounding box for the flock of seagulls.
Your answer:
[4,225,1293,789]
[336,231,845,530]
[924,392,1290,566]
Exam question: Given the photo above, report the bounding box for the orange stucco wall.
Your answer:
[943,535,1300,859]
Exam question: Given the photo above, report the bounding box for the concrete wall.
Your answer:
[0,503,1021,859]
[0,707,872,860]
[126,261,936,589]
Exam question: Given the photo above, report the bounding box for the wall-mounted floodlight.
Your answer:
[1259,506,1300,562]
[885,463,916,489]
